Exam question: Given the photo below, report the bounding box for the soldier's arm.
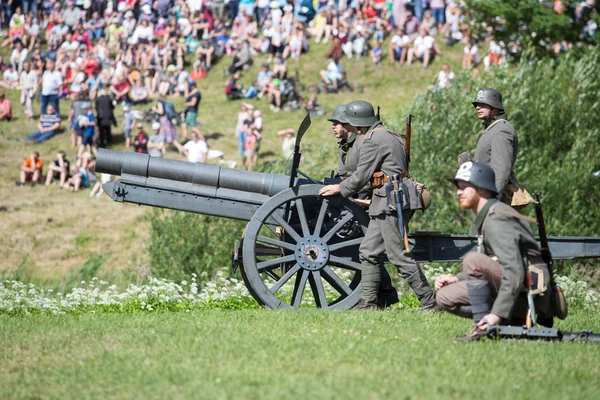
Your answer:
[485,214,526,320]
[490,127,515,195]
[339,136,381,198]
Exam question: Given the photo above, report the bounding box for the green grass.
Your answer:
[0,37,466,285]
[1,310,599,399]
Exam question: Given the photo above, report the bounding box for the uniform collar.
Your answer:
[483,112,507,129]
[338,132,356,149]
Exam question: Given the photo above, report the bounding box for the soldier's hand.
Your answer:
[434,274,458,290]
[354,198,371,208]
[457,152,474,166]
[319,184,341,197]
[477,313,501,330]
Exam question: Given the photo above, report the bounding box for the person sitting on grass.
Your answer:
[63,152,97,192]
[0,91,12,121]
[225,70,245,100]
[0,63,19,89]
[45,150,71,187]
[129,79,150,105]
[406,27,441,70]
[319,58,341,90]
[26,104,62,144]
[16,151,43,187]
[370,40,383,65]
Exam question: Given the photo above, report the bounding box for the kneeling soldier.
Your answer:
[436,162,546,341]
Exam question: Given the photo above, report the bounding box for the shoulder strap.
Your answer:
[485,119,504,132]
[488,209,537,223]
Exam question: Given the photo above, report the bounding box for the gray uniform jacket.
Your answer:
[470,201,542,319]
[474,114,518,198]
[339,122,407,216]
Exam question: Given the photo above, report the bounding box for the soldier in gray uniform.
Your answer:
[435,162,548,341]
[327,104,399,309]
[320,100,435,310]
[460,88,520,205]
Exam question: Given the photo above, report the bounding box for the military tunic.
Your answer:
[339,122,434,306]
[436,200,543,321]
[336,130,397,306]
[474,114,518,203]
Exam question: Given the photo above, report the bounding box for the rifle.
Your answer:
[487,325,600,343]
[376,106,381,121]
[534,191,553,269]
[405,114,414,173]
[385,174,411,253]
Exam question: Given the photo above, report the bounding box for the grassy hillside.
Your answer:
[0,40,464,285]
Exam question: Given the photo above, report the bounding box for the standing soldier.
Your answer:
[435,162,552,342]
[320,100,435,310]
[460,88,528,207]
[327,104,399,309]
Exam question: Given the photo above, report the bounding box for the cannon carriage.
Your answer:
[97,115,600,310]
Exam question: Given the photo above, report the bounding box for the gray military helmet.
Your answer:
[343,100,379,127]
[471,88,504,111]
[452,161,498,193]
[327,104,347,123]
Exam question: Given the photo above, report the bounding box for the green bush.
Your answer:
[401,48,600,239]
[146,210,245,283]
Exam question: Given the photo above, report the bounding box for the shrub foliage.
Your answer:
[401,48,600,237]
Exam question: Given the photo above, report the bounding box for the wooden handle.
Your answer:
[403,228,411,254]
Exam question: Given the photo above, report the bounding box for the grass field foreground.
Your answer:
[1,310,599,399]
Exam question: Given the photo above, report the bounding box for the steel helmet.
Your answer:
[328,104,347,123]
[472,88,504,111]
[452,162,498,194]
[344,100,379,127]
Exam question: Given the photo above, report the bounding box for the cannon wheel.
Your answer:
[241,185,368,310]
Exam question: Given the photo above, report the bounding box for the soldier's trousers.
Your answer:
[436,252,528,321]
[359,214,434,306]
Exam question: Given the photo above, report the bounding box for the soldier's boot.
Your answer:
[453,305,473,319]
[356,262,380,311]
[354,299,379,311]
[377,265,399,309]
[454,280,492,342]
[406,270,436,310]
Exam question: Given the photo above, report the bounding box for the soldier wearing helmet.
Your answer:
[460,88,526,207]
[326,104,400,309]
[435,162,552,341]
[320,100,435,311]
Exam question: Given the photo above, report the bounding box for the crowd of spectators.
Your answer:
[2,0,596,189]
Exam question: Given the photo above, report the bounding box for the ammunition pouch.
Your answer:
[371,171,386,188]
[527,262,568,320]
[373,172,431,212]
[404,177,431,211]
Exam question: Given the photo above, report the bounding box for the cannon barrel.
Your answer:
[96,149,290,196]
[96,149,293,221]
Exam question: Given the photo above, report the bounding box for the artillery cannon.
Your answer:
[97,115,600,310]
